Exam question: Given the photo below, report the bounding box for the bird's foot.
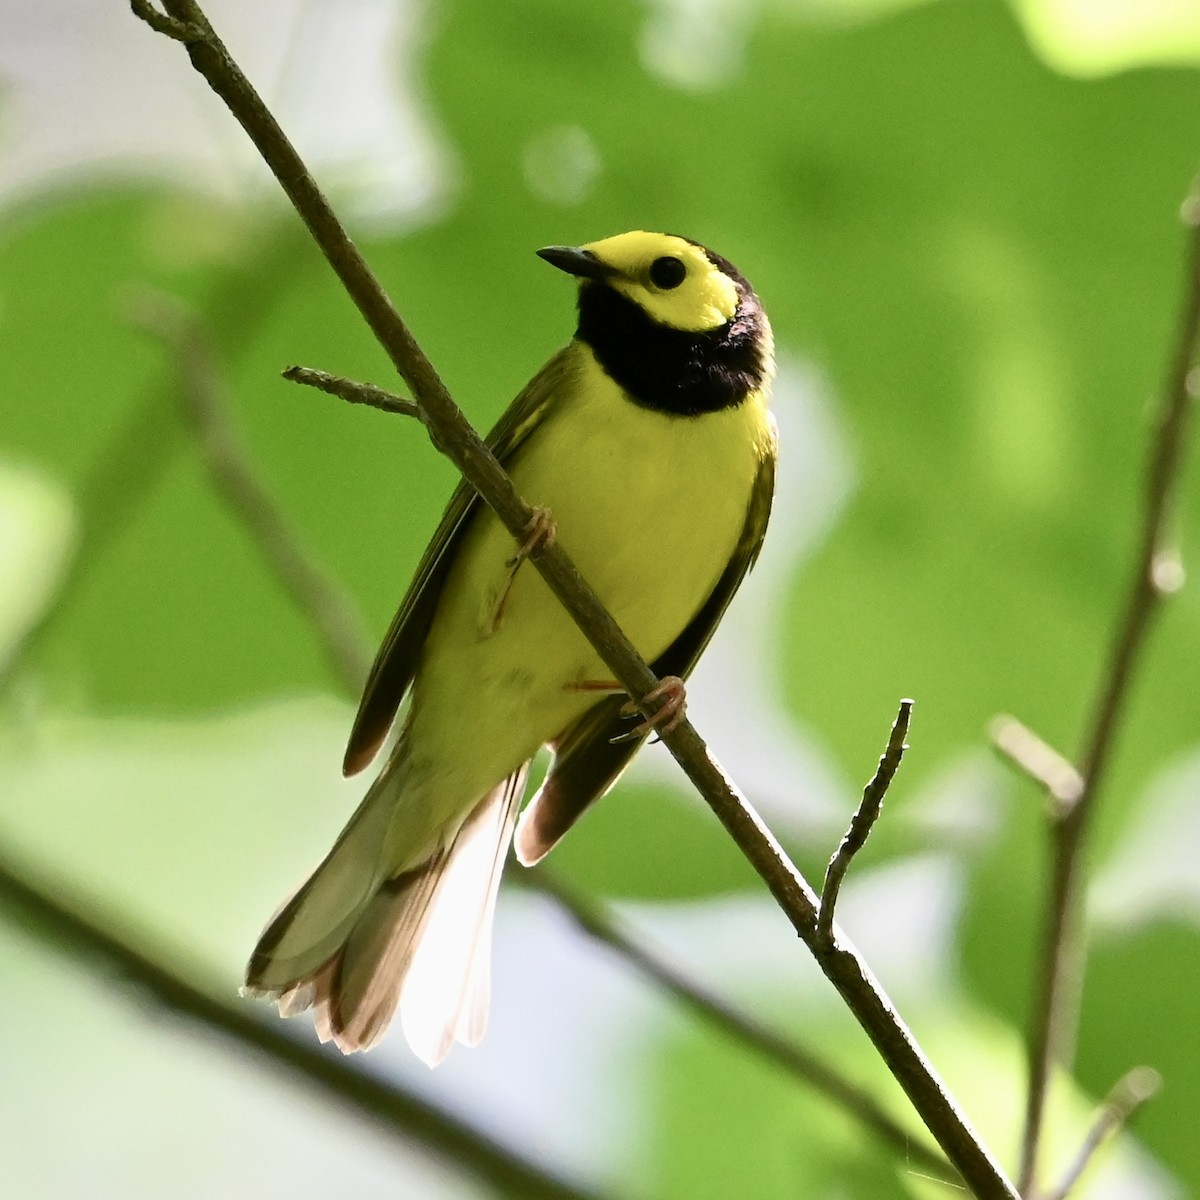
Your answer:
[611,676,687,745]
[506,506,557,568]
[486,508,557,634]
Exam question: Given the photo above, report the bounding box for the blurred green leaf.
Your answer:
[1009,0,1200,76]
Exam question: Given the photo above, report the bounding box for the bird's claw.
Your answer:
[610,676,687,745]
[507,506,556,568]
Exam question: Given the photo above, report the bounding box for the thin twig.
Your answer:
[131,294,372,694]
[988,716,1083,815]
[818,700,913,944]
[181,323,952,1180]
[0,850,604,1200]
[1017,180,1200,1193]
[522,871,957,1185]
[282,365,421,421]
[1038,1067,1161,1200]
[134,5,1017,1192]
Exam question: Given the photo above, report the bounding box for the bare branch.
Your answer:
[1039,1067,1161,1200]
[818,700,913,944]
[988,715,1083,815]
[135,5,1018,1192]
[0,849,604,1200]
[282,365,421,421]
[131,293,372,695]
[1018,178,1200,1194]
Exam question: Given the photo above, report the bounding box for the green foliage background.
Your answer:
[2,0,1199,1196]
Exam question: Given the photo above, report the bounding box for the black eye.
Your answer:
[648,255,687,290]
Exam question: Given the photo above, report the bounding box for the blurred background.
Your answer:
[2,0,1200,1196]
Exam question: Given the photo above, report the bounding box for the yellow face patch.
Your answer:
[581,231,740,333]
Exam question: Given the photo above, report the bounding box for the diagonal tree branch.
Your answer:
[131,3,1017,1192]
[1017,181,1200,1194]
[145,297,955,1184]
[0,850,604,1200]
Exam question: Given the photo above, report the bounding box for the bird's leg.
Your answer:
[485,507,558,634]
[611,676,687,745]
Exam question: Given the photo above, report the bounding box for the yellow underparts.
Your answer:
[398,343,772,845]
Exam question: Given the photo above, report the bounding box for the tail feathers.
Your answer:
[401,764,527,1065]
[244,766,527,1064]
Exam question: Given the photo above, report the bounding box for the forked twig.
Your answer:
[818,699,913,944]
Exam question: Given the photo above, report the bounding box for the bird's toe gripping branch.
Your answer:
[506,506,557,568]
[612,676,687,745]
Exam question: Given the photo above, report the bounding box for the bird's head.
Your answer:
[537,231,771,416]
[537,231,748,333]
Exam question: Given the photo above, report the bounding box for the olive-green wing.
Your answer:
[343,347,580,776]
[514,445,777,865]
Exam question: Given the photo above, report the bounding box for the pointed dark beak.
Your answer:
[536,245,617,281]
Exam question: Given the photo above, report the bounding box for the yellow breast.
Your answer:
[409,342,772,785]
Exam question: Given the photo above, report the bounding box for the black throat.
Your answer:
[575,280,768,417]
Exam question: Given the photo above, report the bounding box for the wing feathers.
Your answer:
[343,348,581,777]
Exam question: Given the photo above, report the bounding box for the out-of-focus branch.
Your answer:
[522,871,956,1184]
[1039,1067,1161,1200]
[988,715,1083,815]
[156,305,953,1183]
[1016,181,1200,1195]
[131,295,372,694]
[0,232,299,694]
[132,5,1017,1192]
[0,850,604,1200]
[818,699,913,944]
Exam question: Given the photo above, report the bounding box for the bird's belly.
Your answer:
[407,377,764,789]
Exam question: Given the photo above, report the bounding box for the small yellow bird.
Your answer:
[245,231,777,1065]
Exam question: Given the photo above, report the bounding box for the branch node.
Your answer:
[817,699,913,944]
[130,0,204,42]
